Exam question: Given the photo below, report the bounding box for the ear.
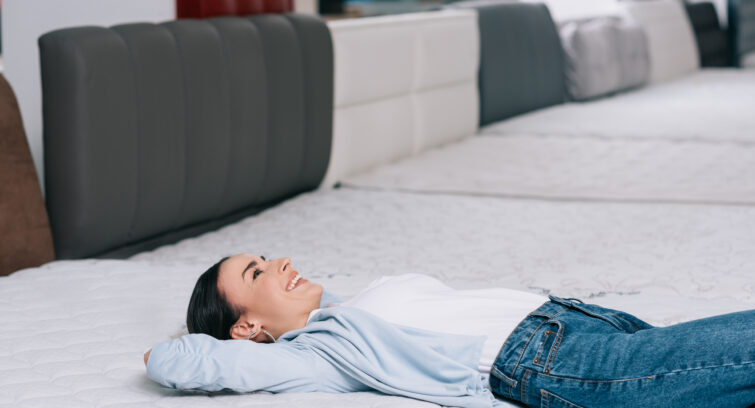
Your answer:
[229,319,262,341]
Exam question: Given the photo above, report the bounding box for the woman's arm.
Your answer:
[145,333,319,393]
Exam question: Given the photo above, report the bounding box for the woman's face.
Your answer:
[217,253,323,341]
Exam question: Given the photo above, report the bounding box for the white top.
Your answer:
[313,274,547,374]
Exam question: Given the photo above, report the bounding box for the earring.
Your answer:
[246,329,258,340]
[246,328,277,343]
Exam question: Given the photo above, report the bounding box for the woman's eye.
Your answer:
[253,269,263,279]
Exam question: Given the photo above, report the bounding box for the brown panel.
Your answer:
[0,74,55,275]
[176,0,285,18]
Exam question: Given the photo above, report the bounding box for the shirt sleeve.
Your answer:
[146,333,319,393]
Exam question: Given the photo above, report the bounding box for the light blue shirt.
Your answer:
[146,292,500,407]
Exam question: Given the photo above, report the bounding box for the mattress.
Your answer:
[481,70,755,143]
[340,134,755,205]
[3,189,754,407]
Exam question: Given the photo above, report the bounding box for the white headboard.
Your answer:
[524,0,622,23]
[621,0,700,83]
[324,10,480,186]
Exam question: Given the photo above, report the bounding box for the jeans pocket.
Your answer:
[533,321,563,370]
[540,389,586,408]
[533,328,554,368]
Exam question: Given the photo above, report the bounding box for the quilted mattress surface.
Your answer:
[3,189,754,407]
[481,70,755,143]
[341,135,755,205]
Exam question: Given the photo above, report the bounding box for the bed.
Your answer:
[481,69,755,143]
[463,0,755,143]
[3,188,754,407]
[332,2,755,206]
[2,5,753,408]
[341,134,755,205]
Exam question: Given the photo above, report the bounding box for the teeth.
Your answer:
[287,274,302,291]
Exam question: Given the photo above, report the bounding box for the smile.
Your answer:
[286,273,304,291]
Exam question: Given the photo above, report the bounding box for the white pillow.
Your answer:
[742,52,755,69]
[561,17,650,100]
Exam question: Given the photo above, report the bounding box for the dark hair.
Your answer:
[186,256,240,340]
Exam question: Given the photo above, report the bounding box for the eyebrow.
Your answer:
[241,260,258,280]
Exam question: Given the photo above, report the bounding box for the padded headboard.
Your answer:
[621,0,700,83]
[451,2,565,126]
[323,10,479,185]
[729,0,755,66]
[685,2,729,66]
[39,15,333,259]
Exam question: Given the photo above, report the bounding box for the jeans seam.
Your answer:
[542,389,549,408]
[545,321,565,371]
[522,369,532,405]
[537,361,755,383]
[533,330,551,367]
[650,360,755,377]
[537,372,656,383]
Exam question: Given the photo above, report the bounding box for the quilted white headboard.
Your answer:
[620,0,700,83]
[323,10,480,186]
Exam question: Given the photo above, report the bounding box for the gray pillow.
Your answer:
[561,18,650,101]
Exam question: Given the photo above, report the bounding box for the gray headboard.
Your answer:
[729,0,755,66]
[686,2,729,67]
[450,2,565,126]
[39,15,333,259]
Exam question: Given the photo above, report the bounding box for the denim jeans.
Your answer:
[489,295,755,408]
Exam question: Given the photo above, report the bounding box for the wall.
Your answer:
[2,0,175,192]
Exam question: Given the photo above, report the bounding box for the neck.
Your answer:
[274,292,322,338]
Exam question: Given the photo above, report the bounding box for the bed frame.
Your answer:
[39,15,333,259]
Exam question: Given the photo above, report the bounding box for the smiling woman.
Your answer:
[186,254,324,342]
[143,257,755,408]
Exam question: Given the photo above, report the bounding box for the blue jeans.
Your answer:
[490,295,755,408]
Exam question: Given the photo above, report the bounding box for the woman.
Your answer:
[144,254,754,408]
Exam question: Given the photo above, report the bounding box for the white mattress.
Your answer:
[340,135,755,205]
[481,70,755,143]
[3,189,755,407]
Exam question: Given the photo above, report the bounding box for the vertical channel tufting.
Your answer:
[204,21,235,221]
[248,15,306,202]
[111,24,187,240]
[285,14,333,190]
[207,17,269,214]
[39,16,333,258]
[162,20,233,226]
[39,28,140,258]
[108,27,141,243]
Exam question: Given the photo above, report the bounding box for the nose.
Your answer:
[277,257,291,274]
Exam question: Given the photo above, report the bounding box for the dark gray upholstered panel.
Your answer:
[451,2,565,126]
[729,0,755,65]
[39,15,333,259]
[686,2,729,66]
